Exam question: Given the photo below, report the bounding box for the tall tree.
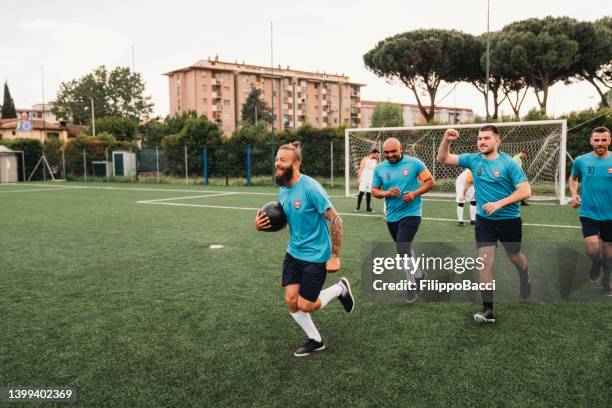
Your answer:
[371,102,404,127]
[364,29,476,122]
[501,17,581,113]
[241,89,272,125]
[52,65,154,124]
[2,82,17,119]
[465,33,507,120]
[567,18,612,107]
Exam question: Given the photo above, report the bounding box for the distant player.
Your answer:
[255,141,355,357]
[372,137,436,302]
[437,125,532,323]
[356,149,380,212]
[456,168,476,227]
[512,150,529,206]
[568,127,612,297]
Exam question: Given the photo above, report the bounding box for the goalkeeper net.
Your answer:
[344,120,567,203]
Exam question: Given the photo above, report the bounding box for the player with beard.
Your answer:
[569,127,612,297]
[371,137,436,303]
[437,125,532,323]
[255,141,355,357]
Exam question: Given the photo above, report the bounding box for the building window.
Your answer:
[223,86,230,92]
[202,98,208,105]
[47,132,60,139]
[273,91,277,97]
[201,85,207,91]
[223,113,230,120]
[201,71,207,77]
[223,100,230,106]
[223,73,229,80]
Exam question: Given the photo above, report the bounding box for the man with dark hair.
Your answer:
[255,141,355,357]
[569,127,612,297]
[437,125,532,323]
[372,137,436,303]
[356,148,380,212]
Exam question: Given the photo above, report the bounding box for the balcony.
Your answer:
[322,111,327,117]
[351,92,359,98]
[321,88,328,95]
[211,92,221,99]
[296,110,304,116]
[211,78,221,85]
[213,104,222,112]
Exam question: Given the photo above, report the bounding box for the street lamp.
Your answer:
[90,98,96,137]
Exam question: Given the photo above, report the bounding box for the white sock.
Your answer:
[405,256,423,279]
[290,311,321,342]
[469,204,477,222]
[456,205,464,222]
[318,283,343,308]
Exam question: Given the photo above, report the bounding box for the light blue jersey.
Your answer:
[372,155,430,222]
[458,152,528,220]
[571,152,612,221]
[278,175,332,263]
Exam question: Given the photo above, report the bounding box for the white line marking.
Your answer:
[0,186,85,194]
[137,192,236,203]
[137,201,580,229]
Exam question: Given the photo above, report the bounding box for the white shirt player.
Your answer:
[359,157,377,193]
[455,169,475,203]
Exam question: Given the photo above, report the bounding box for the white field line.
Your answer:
[19,183,560,205]
[0,186,85,194]
[137,192,237,204]
[137,201,580,229]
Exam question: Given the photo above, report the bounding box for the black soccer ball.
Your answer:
[260,201,287,232]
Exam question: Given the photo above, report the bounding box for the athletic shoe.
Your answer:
[366,208,375,213]
[470,220,476,226]
[405,290,418,304]
[604,287,612,298]
[589,257,602,282]
[521,201,529,206]
[354,208,360,212]
[473,308,495,323]
[338,277,355,313]
[293,339,325,357]
[519,269,531,299]
[457,222,465,227]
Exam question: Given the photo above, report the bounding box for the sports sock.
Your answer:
[318,283,343,308]
[366,192,372,209]
[356,192,364,209]
[456,203,464,222]
[481,289,494,310]
[469,202,477,222]
[290,311,322,342]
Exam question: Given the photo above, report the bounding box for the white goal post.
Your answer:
[344,120,568,204]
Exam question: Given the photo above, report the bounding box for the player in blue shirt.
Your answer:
[569,126,612,297]
[372,137,436,303]
[255,142,355,357]
[437,125,532,323]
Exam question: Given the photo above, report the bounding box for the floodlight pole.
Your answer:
[484,0,491,121]
[270,21,275,181]
[91,98,96,137]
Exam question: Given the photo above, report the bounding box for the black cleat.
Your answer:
[338,278,355,313]
[589,258,602,282]
[405,289,418,304]
[366,208,375,212]
[521,201,529,206]
[519,269,531,299]
[473,308,495,323]
[458,222,465,227]
[293,339,325,357]
[470,220,476,225]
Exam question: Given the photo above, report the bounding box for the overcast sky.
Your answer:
[3,0,610,119]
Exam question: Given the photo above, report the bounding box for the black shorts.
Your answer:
[282,253,327,302]
[475,215,523,255]
[387,216,422,255]
[580,217,612,242]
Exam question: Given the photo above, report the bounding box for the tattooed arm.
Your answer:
[324,207,343,272]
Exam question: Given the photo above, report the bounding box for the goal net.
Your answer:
[344,120,567,203]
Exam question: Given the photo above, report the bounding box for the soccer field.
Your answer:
[1,182,609,407]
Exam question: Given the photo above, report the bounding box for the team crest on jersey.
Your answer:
[294,200,301,209]
[403,169,409,176]
[494,170,500,177]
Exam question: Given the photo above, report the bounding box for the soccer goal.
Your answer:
[344,120,568,203]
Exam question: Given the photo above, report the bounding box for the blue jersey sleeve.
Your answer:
[571,158,582,179]
[507,159,528,186]
[458,153,475,169]
[372,166,383,188]
[414,158,426,174]
[308,181,332,215]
